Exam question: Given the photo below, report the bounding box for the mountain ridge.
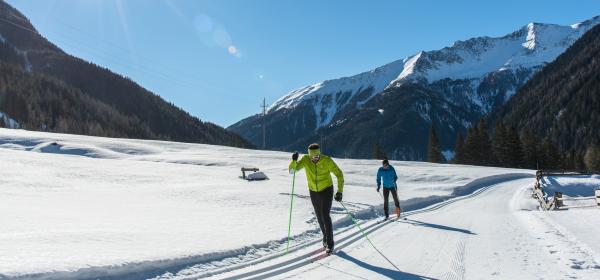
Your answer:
[230,16,600,159]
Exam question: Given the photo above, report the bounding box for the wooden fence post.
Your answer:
[596,189,600,207]
[554,192,564,210]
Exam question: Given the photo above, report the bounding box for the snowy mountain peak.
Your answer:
[266,16,600,129]
[521,22,571,50]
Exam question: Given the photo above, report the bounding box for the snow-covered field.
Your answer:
[1,128,598,279]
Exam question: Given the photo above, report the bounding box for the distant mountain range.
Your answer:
[229,16,600,159]
[0,1,252,148]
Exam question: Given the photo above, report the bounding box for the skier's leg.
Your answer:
[391,188,400,209]
[391,188,401,217]
[383,188,390,218]
[309,190,326,243]
[322,186,334,250]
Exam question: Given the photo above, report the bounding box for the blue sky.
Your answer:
[6,0,600,126]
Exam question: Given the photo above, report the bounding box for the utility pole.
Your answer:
[261,98,268,149]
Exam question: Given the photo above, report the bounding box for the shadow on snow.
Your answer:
[336,251,437,280]
[399,219,476,235]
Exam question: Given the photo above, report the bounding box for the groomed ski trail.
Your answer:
[6,173,531,280]
[276,178,600,280]
[200,174,533,280]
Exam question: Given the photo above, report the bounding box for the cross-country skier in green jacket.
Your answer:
[289,143,343,253]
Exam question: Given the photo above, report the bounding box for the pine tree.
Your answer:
[427,125,444,163]
[574,151,586,171]
[463,126,479,165]
[521,129,539,169]
[0,115,5,128]
[584,144,600,172]
[452,131,465,164]
[506,126,523,168]
[477,119,493,166]
[373,141,386,160]
[562,150,575,171]
[541,136,560,170]
[492,122,508,166]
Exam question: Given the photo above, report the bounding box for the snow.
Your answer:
[1,129,599,279]
[267,16,600,129]
[246,178,600,280]
[442,150,455,162]
[268,58,408,127]
[541,175,600,208]
[0,128,535,279]
[394,51,423,82]
[0,111,20,129]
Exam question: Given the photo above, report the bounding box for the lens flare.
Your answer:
[228,45,237,54]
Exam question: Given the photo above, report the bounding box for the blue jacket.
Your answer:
[377,166,398,189]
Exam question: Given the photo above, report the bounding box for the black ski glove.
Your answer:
[292,152,299,161]
[376,186,380,192]
[334,192,343,202]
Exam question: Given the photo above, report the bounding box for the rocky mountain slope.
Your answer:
[230,16,600,158]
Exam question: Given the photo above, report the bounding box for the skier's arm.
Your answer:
[329,158,344,193]
[289,155,306,173]
[376,169,382,187]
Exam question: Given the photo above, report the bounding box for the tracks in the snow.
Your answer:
[210,175,530,280]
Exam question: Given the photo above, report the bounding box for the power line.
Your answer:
[0,17,38,34]
[261,97,268,149]
[0,15,252,101]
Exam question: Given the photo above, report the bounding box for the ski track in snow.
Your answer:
[270,179,600,280]
[196,174,529,280]
[2,129,600,279]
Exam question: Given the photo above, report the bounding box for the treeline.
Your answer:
[0,62,251,147]
[0,61,153,137]
[425,120,600,173]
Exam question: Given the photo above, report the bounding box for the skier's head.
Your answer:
[382,159,389,168]
[308,143,320,162]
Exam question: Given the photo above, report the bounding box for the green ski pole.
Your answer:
[286,168,297,254]
[339,200,401,272]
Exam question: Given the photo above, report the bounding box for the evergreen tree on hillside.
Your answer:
[574,151,586,171]
[477,120,493,165]
[584,144,600,173]
[463,127,479,165]
[373,141,387,160]
[521,129,539,169]
[0,115,5,128]
[506,126,523,167]
[452,131,465,164]
[427,125,444,163]
[540,136,560,170]
[492,122,508,166]
[562,150,575,171]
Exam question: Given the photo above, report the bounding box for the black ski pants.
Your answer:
[383,187,401,217]
[309,186,334,249]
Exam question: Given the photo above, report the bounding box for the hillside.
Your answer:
[0,1,252,148]
[490,22,600,158]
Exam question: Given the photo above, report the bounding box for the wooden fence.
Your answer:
[532,170,600,211]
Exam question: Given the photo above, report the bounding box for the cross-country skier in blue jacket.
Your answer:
[376,159,401,220]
